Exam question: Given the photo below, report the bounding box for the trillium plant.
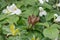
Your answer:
[0,0,60,40]
[2,4,21,15]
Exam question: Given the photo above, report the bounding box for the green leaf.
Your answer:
[6,15,19,24]
[51,24,60,29]
[0,35,4,40]
[46,13,54,21]
[43,3,52,9]
[36,22,49,28]
[22,7,38,18]
[2,26,10,34]
[21,0,37,6]
[0,14,8,21]
[0,0,7,10]
[8,36,21,40]
[43,27,59,39]
[42,38,51,40]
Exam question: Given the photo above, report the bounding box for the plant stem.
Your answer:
[56,0,59,11]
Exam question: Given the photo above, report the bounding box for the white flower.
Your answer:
[2,9,9,13]
[11,9,21,15]
[39,0,44,4]
[54,14,58,17]
[53,5,56,8]
[54,14,60,22]
[39,7,47,16]
[39,7,44,11]
[2,3,21,15]
[45,0,49,2]
[39,0,49,4]
[7,4,21,15]
[56,3,60,7]
[54,16,60,22]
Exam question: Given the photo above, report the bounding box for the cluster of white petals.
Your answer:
[39,7,47,16]
[54,14,60,22]
[39,0,49,4]
[2,4,21,15]
[56,3,60,7]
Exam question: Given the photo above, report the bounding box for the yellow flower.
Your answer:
[31,35,39,40]
[10,24,20,36]
[36,37,39,40]
[31,35,35,40]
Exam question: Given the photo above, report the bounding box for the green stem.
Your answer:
[53,16,56,22]
[56,0,59,11]
[28,24,32,29]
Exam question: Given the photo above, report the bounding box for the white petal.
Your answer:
[54,14,58,17]
[39,7,47,16]
[39,7,44,11]
[12,9,21,15]
[54,16,60,22]
[6,3,22,15]
[7,3,17,12]
[39,0,44,4]
[11,3,17,9]
[7,6,12,12]
[39,12,43,16]
[56,3,60,7]
[11,3,16,7]
[43,11,47,15]
[10,13,15,15]
[53,5,56,8]
[15,9,21,15]
[2,9,8,13]
[39,11,47,16]
[45,0,49,2]
[7,6,14,12]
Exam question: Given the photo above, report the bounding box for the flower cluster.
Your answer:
[39,7,47,16]
[0,0,60,40]
[39,0,49,4]
[2,4,21,15]
[54,14,60,22]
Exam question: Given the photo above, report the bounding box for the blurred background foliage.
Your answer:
[0,0,60,40]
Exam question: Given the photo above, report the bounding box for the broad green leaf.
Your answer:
[2,25,10,34]
[0,0,7,10]
[0,35,4,40]
[22,7,38,18]
[8,36,21,40]
[46,13,54,21]
[43,3,52,9]
[36,22,49,28]
[21,0,37,6]
[51,24,60,29]
[6,15,19,24]
[42,38,51,40]
[0,14,8,21]
[43,27,59,39]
